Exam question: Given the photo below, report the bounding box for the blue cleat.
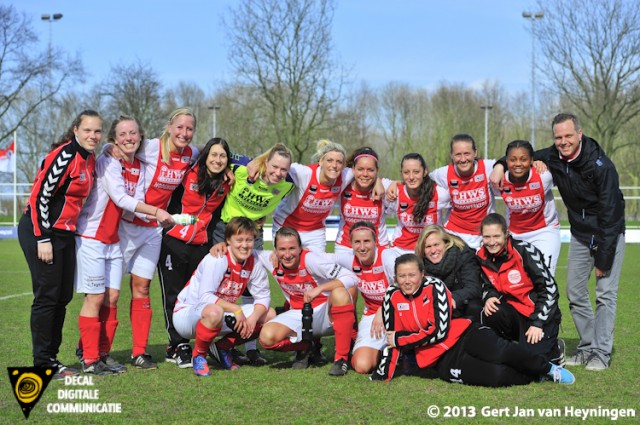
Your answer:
[548,363,575,384]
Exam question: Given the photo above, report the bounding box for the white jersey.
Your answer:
[76,154,144,244]
[175,252,270,311]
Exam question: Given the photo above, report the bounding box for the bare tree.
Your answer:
[225,0,345,161]
[0,5,84,145]
[536,0,640,156]
[99,60,165,138]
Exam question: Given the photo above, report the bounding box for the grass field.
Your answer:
[0,239,638,424]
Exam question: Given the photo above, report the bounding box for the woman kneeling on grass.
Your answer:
[172,217,275,377]
[370,254,574,386]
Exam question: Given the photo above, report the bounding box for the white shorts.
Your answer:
[268,302,333,343]
[74,236,123,294]
[118,221,162,280]
[299,228,327,253]
[173,303,256,340]
[352,313,386,352]
[512,226,561,275]
[388,246,414,257]
[446,230,482,250]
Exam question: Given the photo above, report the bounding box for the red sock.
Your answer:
[331,304,356,361]
[217,323,263,350]
[195,322,220,355]
[261,339,310,352]
[99,305,118,356]
[78,316,101,364]
[130,298,152,357]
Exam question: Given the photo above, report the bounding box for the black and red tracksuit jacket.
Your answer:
[477,236,559,329]
[26,139,95,241]
[372,276,471,381]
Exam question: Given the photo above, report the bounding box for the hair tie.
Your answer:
[350,225,377,240]
[354,153,378,163]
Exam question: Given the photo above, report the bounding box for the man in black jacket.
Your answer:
[490,113,625,371]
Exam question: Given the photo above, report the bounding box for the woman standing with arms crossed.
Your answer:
[75,116,173,374]
[18,110,102,378]
[117,107,199,369]
[430,134,496,249]
[158,138,231,368]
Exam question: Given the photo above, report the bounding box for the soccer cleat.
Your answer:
[192,355,211,377]
[209,343,240,370]
[309,342,328,366]
[82,359,117,375]
[291,350,311,369]
[174,343,193,369]
[101,355,127,373]
[231,347,250,365]
[51,360,80,380]
[165,345,178,363]
[75,346,83,362]
[550,339,566,367]
[131,353,157,370]
[246,349,268,366]
[565,350,589,367]
[585,354,609,371]
[548,363,575,384]
[328,359,349,377]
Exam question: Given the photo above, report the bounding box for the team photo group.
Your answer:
[17,107,624,388]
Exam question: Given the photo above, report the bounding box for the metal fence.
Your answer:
[2,183,640,228]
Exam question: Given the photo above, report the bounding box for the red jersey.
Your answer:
[27,139,95,240]
[274,163,345,231]
[166,165,230,245]
[351,248,393,315]
[76,155,142,244]
[431,159,495,235]
[257,250,357,310]
[391,183,449,250]
[335,185,390,249]
[501,169,559,234]
[128,138,197,227]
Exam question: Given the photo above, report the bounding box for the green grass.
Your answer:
[0,239,638,424]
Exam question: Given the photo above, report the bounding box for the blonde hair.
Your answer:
[254,143,293,180]
[310,139,346,164]
[415,224,467,258]
[159,107,196,164]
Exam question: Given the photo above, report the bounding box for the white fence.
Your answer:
[2,183,639,242]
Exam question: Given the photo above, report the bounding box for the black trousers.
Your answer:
[434,323,551,387]
[157,235,210,346]
[481,301,560,360]
[18,214,77,367]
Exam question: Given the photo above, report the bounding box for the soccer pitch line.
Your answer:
[0,292,31,301]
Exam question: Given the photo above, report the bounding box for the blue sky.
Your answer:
[16,0,540,94]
